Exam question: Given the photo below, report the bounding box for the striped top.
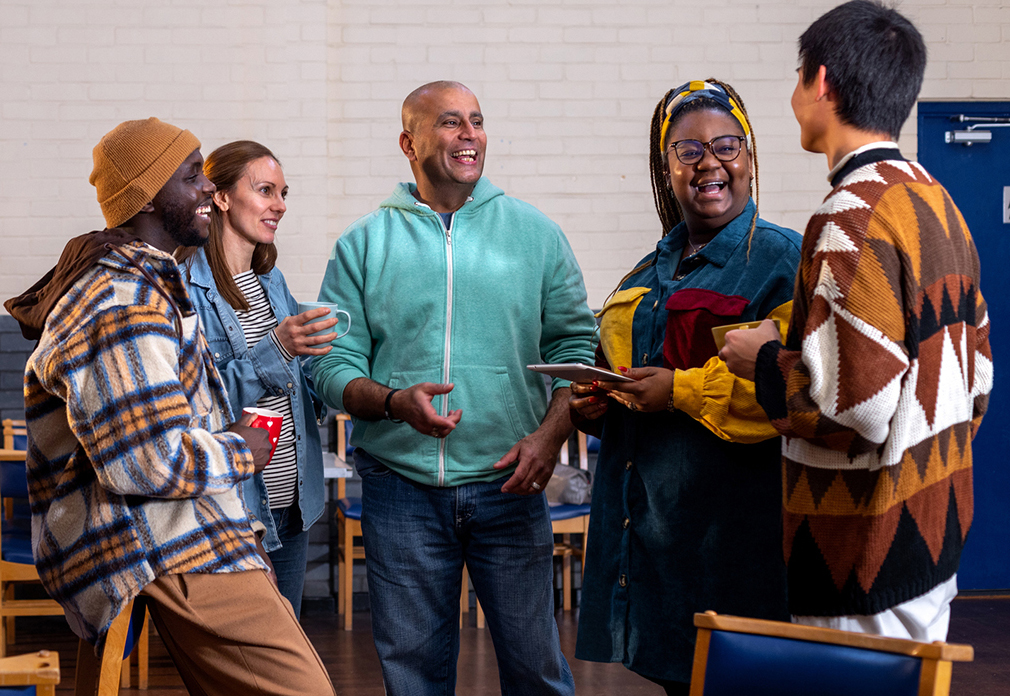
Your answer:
[233,270,298,509]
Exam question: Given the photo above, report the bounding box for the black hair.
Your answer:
[799,0,926,139]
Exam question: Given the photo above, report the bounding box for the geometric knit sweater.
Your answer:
[754,151,993,616]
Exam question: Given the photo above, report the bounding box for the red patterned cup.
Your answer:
[242,407,283,462]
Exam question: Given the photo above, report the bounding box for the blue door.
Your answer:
[919,101,1010,590]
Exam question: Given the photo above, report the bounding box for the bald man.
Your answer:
[313,81,593,694]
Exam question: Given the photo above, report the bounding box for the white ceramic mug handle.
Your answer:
[334,309,351,339]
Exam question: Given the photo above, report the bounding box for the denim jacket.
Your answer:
[183,248,325,551]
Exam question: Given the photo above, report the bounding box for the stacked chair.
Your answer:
[0,421,63,658]
[1,420,148,691]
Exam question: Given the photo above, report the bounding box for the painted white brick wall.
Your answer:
[1,0,1007,309]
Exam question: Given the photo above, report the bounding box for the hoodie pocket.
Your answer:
[444,365,530,463]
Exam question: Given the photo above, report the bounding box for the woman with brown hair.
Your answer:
[180,140,338,617]
[571,80,800,694]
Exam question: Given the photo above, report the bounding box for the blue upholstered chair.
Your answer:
[689,611,973,696]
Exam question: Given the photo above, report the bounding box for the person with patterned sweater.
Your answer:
[4,118,334,695]
[721,0,992,642]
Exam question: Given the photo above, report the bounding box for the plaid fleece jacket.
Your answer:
[754,154,992,616]
[23,242,265,646]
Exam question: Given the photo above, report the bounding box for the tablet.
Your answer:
[527,363,635,383]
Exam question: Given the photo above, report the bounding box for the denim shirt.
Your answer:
[183,248,325,551]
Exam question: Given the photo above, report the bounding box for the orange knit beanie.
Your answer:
[89,118,201,229]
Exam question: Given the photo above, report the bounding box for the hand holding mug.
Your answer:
[274,304,347,357]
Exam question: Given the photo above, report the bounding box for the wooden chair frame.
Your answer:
[551,431,591,611]
[74,600,145,696]
[690,611,974,696]
[0,649,60,696]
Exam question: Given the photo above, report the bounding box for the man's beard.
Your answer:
[162,200,207,248]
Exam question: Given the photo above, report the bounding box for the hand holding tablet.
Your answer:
[527,363,635,383]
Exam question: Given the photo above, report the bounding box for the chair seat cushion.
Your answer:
[337,497,362,520]
[1,533,35,565]
[0,461,29,500]
[703,630,922,696]
[0,686,36,695]
[549,503,591,521]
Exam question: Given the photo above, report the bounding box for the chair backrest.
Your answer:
[690,612,973,696]
[1,423,26,453]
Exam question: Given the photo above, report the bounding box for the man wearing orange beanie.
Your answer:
[5,118,335,695]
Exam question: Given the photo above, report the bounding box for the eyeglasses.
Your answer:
[668,135,747,165]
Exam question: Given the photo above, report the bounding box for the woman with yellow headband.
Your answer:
[571,80,800,694]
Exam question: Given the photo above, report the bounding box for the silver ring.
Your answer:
[531,481,542,491]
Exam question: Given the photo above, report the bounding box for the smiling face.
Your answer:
[149,148,215,250]
[665,109,752,234]
[401,85,486,211]
[215,156,288,251]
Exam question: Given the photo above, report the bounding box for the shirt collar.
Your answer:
[826,141,900,184]
[660,198,758,270]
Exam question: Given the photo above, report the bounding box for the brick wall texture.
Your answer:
[2,0,1007,372]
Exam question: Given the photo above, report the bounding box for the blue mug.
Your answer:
[298,302,351,339]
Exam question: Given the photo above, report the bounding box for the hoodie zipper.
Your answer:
[438,213,454,487]
[416,203,455,487]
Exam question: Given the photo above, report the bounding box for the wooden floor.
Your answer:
[9,597,1009,694]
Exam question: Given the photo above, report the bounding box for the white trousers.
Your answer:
[792,574,958,643]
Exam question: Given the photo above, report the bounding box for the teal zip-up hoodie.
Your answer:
[312,177,596,487]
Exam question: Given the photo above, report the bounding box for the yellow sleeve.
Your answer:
[672,301,792,444]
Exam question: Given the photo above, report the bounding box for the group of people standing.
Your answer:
[2,1,991,695]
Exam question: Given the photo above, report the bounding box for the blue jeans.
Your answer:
[357,452,574,696]
[269,504,309,619]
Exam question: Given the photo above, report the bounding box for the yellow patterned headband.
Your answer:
[659,80,751,151]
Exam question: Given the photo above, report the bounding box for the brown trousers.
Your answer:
[80,571,335,696]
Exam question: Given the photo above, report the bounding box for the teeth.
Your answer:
[453,150,477,158]
[195,205,211,215]
[264,220,277,229]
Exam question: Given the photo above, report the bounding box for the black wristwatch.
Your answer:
[384,388,404,423]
